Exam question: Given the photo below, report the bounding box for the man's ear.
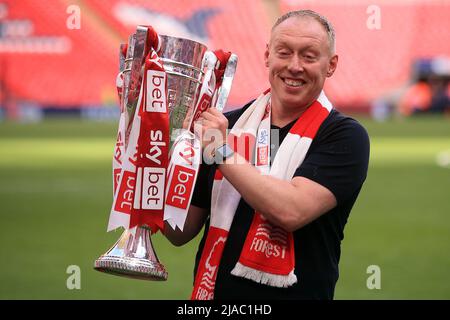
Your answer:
[327,54,338,77]
[264,44,270,68]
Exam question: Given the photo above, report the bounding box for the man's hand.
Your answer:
[194,108,229,158]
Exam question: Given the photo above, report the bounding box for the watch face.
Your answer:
[217,144,234,161]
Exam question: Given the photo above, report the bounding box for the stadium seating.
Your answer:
[0,0,449,112]
[280,0,450,109]
[0,0,118,107]
[83,0,272,107]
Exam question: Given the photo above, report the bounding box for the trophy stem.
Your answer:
[94,226,168,281]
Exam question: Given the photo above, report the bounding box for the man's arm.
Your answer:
[218,153,337,232]
[163,205,209,246]
[196,107,337,232]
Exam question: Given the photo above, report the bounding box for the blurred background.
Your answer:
[0,0,449,299]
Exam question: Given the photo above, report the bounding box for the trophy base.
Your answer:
[94,255,168,281]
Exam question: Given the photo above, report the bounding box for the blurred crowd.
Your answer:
[372,57,450,120]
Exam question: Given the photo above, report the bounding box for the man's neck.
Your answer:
[270,102,308,128]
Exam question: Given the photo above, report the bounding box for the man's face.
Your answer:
[265,17,338,112]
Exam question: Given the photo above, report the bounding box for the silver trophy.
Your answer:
[94,26,237,281]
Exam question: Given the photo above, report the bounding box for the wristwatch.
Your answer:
[213,143,234,163]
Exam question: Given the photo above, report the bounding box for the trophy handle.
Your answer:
[201,50,219,72]
[94,226,168,281]
[213,53,238,112]
[186,51,218,132]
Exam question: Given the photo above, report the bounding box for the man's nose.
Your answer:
[287,55,304,73]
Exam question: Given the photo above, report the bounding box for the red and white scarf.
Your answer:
[191,90,333,299]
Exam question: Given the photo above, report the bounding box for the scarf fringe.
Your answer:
[231,262,298,288]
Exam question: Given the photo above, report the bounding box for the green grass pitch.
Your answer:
[0,115,449,299]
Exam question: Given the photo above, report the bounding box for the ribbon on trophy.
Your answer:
[95,28,170,281]
[95,25,238,283]
[108,26,235,234]
[108,27,169,233]
[163,50,233,231]
[112,44,128,195]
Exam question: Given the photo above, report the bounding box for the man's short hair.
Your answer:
[272,10,336,54]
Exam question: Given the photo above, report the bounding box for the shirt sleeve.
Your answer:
[294,118,370,205]
[190,163,213,209]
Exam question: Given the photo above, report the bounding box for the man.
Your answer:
[164,10,370,300]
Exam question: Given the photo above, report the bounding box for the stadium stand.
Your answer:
[0,0,118,111]
[82,0,272,107]
[0,0,449,117]
[280,0,450,111]
[0,0,271,116]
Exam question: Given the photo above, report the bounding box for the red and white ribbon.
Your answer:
[112,44,128,196]
[108,47,170,233]
[164,50,233,232]
[163,130,201,231]
[108,32,234,237]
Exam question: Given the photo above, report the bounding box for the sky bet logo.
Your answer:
[140,167,165,210]
[137,129,167,210]
[146,70,167,113]
[115,171,136,212]
[166,165,196,210]
[166,137,198,210]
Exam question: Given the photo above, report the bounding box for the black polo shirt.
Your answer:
[191,101,370,300]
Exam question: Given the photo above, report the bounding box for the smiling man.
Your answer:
[164,10,370,300]
[267,12,337,126]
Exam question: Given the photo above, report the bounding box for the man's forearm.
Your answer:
[218,152,303,231]
[162,205,208,246]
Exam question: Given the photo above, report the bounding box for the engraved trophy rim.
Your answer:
[94,254,168,281]
[158,34,207,50]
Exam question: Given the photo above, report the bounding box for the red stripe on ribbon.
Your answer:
[128,50,169,233]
